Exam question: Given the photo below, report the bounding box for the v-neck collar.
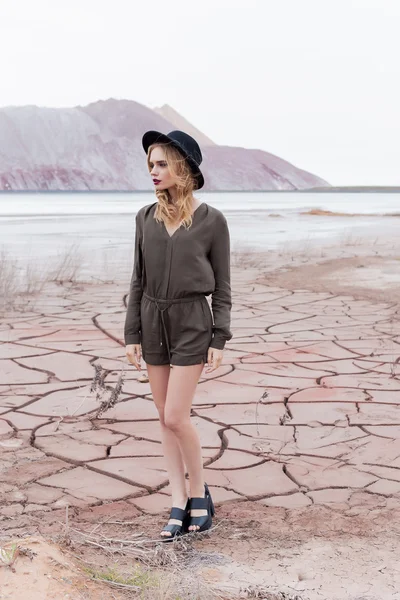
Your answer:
[162,202,207,240]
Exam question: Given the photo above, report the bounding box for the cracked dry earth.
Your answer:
[1,266,400,599]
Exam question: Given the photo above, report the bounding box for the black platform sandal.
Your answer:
[160,501,190,542]
[187,483,215,533]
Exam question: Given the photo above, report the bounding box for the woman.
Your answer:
[124,130,232,540]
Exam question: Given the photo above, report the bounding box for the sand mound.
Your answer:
[301,208,400,217]
[0,536,114,600]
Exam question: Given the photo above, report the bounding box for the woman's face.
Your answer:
[149,146,176,191]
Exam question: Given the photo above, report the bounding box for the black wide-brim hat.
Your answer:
[142,129,205,190]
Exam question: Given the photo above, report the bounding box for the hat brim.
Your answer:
[142,130,204,190]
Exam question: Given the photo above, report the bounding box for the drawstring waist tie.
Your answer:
[142,292,205,362]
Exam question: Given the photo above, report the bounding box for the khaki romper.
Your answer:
[124,201,232,366]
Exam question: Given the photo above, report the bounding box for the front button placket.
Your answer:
[164,236,175,298]
[157,226,176,360]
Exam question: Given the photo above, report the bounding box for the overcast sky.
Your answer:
[1,0,399,185]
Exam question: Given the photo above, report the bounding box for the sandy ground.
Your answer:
[1,232,400,600]
[0,536,118,600]
[254,226,400,305]
[261,255,400,304]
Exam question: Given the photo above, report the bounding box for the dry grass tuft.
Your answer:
[83,564,222,599]
[0,243,126,315]
[231,246,267,269]
[339,231,367,247]
[60,524,227,599]
[386,315,400,379]
[275,236,317,264]
[0,248,21,312]
[55,511,231,599]
[45,242,83,282]
[90,363,125,418]
[240,587,304,600]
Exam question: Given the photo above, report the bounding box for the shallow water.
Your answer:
[1,191,399,277]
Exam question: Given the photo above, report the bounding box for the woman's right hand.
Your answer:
[126,344,142,371]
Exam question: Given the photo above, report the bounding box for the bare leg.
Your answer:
[164,362,208,531]
[146,363,188,537]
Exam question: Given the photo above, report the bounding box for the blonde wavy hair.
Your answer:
[147,143,200,228]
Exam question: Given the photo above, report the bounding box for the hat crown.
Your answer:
[166,130,202,166]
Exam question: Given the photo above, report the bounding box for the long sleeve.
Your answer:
[209,212,232,349]
[124,211,143,345]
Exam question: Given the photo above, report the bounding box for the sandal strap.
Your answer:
[190,497,208,510]
[169,506,187,521]
[162,523,182,533]
[188,515,207,524]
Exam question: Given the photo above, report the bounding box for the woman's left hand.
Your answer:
[205,347,223,373]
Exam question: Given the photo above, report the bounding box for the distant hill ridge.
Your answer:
[153,104,217,147]
[0,98,329,191]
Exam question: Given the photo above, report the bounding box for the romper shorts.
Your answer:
[140,292,213,366]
